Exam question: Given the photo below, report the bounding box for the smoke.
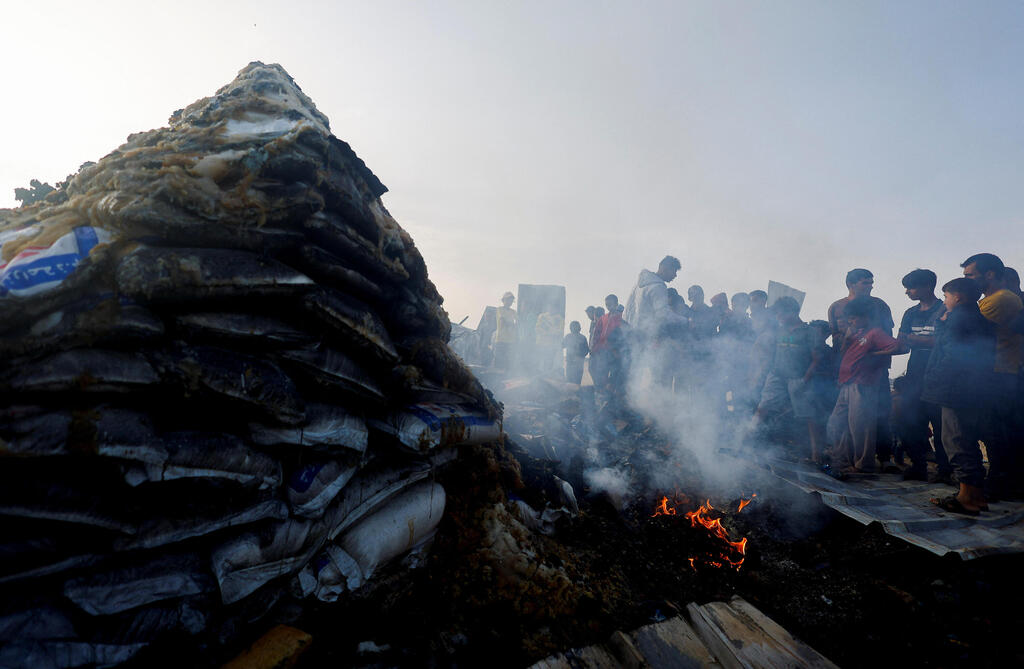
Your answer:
[583,466,631,502]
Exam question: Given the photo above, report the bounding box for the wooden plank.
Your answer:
[686,602,746,669]
[700,601,809,668]
[606,630,646,669]
[631,616,722,669]
[727,597,839,669]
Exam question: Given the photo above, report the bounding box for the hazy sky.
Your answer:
[3,1,1023,371]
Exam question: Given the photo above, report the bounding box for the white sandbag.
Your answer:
[64,553,211,616]
[211,519,324,604]
[249,402,368,453]
[123,432,280,490]
[0,225,112,298]
[321,464,433,542]
[375,403,501,452]
[286,460,359,519]
[338,481,445,582]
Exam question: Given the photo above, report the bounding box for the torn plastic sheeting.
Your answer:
[115,246,315,303]
[64,553,211,616]
[287,460,359,519]
[123,432,281,490]
[511,500,573,537]
[0,554,103,588]
[0,640,148,669]
[1,349,160,394]
[277,346,385,403]
[0,226,112,298]
[249,402,368,453]
[91,598,209,645]
[116,499,290,551]
[211,518,324,605]
[154,346,305,425]
[376,403,501,452]
[174,312,316,348]
[0,408,167,464]
[338,481,445,582]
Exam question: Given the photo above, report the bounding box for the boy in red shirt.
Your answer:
[826,297,905,473]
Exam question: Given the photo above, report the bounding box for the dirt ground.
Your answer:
[278,440,1024,669]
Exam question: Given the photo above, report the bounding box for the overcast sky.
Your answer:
[3,1,1023,371]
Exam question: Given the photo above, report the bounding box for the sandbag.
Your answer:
[174,312,315,348]
[0,640,148,669]
[64,553,211,616]
[115,246,315,304]
[337,481,445,582]
[211,519,324,605]
[248,402,368,453]
[302,289,398,363]
[0,606,76,641]
[0,407,167,464]
[277,346,384,403]
[374,403,501,452]
[0,300,163,361]
[117,499,289,551]
[295,543,362,602]
[0,225,112,299]
[0,349,160,394]
[286,460,359,519]
[123,432,281,490]
[153,346,305,425]
[321,463,432,541]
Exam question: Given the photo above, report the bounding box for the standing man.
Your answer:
[896,269,950,482]
[962,253,1024,501]
[624,255,682,388]
[828,268,896,468]
[493,291,518,372]
[624,256,681,335]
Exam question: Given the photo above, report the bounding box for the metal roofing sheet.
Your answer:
[735,454,1024,559]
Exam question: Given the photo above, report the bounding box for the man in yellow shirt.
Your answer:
[962,253,1024,500]
[493,291,518,371]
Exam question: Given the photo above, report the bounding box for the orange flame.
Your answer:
[651,496,677,517]
[737,493,757,513]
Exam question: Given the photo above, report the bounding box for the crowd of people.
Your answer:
[566,253,1024,516]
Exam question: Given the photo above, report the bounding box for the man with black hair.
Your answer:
[896,269,951,482]
[828,268,897,468]
[749,290,774,336]
[826,296,905,474]
[922,277,996,514]
[961,253,1024,500]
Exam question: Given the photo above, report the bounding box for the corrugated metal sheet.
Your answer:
[740,455,1024,559]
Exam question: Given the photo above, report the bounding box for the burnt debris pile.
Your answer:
[0,62,501,667]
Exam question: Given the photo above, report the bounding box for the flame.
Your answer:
[651,496,677,517]
[651,496,750,571]
[737,493,757,513]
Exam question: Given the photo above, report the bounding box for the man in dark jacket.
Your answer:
[922,278,996,515]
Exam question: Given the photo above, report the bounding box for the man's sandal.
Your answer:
[931,495,981,516]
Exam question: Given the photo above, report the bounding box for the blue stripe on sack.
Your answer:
[404,405,495,431]
[73,226,100,255]
[0,252,82,291]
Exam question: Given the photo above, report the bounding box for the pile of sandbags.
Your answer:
[0,62,500,668]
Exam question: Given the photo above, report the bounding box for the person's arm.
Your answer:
[803,344,822,383]
[871,329,907,355]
